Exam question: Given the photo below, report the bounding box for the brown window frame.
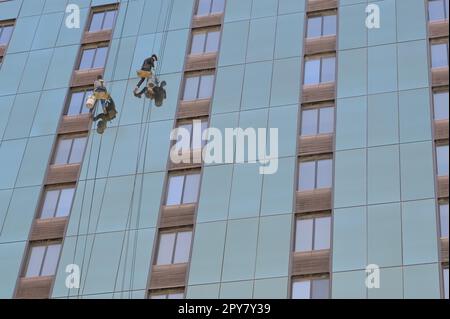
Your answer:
[154,226,193,266]
[22,240,62,278]
[51,133,88,166]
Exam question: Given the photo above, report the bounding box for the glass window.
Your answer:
[319,107,334,134]
[69,137,87,163]
[166,172,201,205]
[53,136,87,165]
[434,91,449,120]
[205,31,220,53]
[211,0,225,14]
[440,203,449,238]
[93,46,108,69]
[183,74,215,101]
[40,244,61,276]
[40,187,75,219]
[173,231,193,263]
[191,33,206,54]
[301,106,334,136]
[175,120,208,152]
[428,0,449,21]
[197,0,211,16]
[166,175,184,205]
[307,14,336,38]
[436,145,449,176]
[314,217,331,250]
[296,216,331,252]
[25,243,61,278]
[317,159,333,188]
[311,279,330,299]
[431,43,449,68]
[292,280,310,299]
[183,76,200,101]
[321,57,336,83]
[78,46,108,70]
[292,278,329,299]
[198,75,214,99]
[89,12,104,32]
[25,246,46,277]
[301,109,318,136]
[103,10,117,30]
[191,30,220,54]
[149,291,184,299]
[298,159,333,191]
[0,24,14,46]
[295,219,313,251]
[89,9,117,32]
[304,59,321,84]
[322,15,337,36]
[444,268,449,299]
[156,233,176,265]
[66,89,93,116]
[298,161,316,191]
[304,56,335,85]
[196,0,225,16]
[79,48,96,70]
[307,17,322,38]
[156,230,192,265]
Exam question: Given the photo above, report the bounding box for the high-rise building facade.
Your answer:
[0,0,448,299]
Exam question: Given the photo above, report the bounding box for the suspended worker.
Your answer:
[93,97,117,134]
[86,75,110,111]
[135,79,167,106]
[134,54,158,97]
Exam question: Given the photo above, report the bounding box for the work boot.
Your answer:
[97,120,106,134]
[133,87,141,98]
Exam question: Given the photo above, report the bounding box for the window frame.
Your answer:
[195,0,226,17]
[155,228,193,265]
[77,43,109,70]
[433,89,449,120]
[291,276,330,299]
[52,134,88,166]
[38,185,76,220]
[182,71,216,101]
[439,199,449,238]
[165,170,202,206]
[87,7,118,33]
[436,143,449,177]
[306,11,337,38]
[148,289,185,299]
[23,240,62,278]
[444,266,449,299]
[428,0,450,21]
[0,21,14,46]
[65,87,94,116]
[300,104,335,136]
[173,118,209,153]
[189,27,221,55]
[430,39,449,69]
[303,54,336,85]
[295,213,332,252]
[298,156,334,191]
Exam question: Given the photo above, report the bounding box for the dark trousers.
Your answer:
[137,77,146,88]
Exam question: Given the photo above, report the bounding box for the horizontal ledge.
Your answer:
[46,164,81,185]
[59,114,92,134]
[30,217,68,241]
[15,276,53,299]
[192,14,223,29]
[149,263,188,290]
